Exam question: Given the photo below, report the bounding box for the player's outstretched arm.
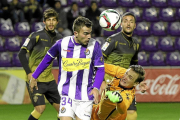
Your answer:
[104,63,126,78]
[106,91,123,103]
[106,91,126,114]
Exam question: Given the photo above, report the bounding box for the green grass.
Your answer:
[0,103,179,120]
[137,103,180,120]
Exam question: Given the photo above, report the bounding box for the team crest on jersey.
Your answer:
[84,49,90,55]
[23,38,30,46]
[133,44,136,51]
[61,107,66,113]
[102,42,109,51]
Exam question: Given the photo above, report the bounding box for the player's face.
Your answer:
[74,26,92,46]
[44,16,58,32]
[121,15,136,35]
[120,68,139,88]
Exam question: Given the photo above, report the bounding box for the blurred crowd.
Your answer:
[0,0,102,37]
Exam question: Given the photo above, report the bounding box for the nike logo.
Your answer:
[63,49,70,52]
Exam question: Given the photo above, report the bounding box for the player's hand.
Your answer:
[27,73,32,82]
[105,91,123,103]
[89,88,99,104]
[29,76,38,93]
[139,81,148,93]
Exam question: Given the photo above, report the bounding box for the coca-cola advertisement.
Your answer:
[52,68,180,102]
[135,68,180,102]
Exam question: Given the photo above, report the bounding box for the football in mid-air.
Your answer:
[99,9,121,31]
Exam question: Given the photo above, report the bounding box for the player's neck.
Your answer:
[74,36,79,44]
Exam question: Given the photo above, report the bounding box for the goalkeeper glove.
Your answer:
[105,91,123,103]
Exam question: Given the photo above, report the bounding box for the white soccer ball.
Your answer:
[99,9,121,31]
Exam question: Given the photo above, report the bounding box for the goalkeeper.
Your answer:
[91,63,145,120]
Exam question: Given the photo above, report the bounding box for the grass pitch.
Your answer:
[0,103,179,120]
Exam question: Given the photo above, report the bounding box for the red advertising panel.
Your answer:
[52,68,180,102]
[135,68,180,102]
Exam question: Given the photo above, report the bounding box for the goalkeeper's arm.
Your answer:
[106,91,126,114]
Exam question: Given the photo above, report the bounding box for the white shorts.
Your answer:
[59,95,93,120]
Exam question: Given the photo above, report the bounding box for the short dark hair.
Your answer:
[129,65,145,83]
[71,2,78,7]
[122,12,136,22]
[43,8,59,21]
[91,1,97,6]
[72,16,92,32]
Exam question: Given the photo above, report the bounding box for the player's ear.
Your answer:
[74,31,78,37]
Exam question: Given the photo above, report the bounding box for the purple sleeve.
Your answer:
[32,41,60,79]
[93,67,105,90]
[32,54,54,79]
[48,40,61,57]
[94,41,104,66]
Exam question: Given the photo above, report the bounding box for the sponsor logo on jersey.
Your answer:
[63,49,71,52]
[23,38,30,46]
[119,42,126,45]
[62,58,90,71]
[101,42,109,51]
[41,39,48,41]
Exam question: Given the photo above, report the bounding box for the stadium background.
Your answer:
[0,0,180,119]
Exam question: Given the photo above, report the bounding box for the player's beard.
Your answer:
[123,30,133,35]
[46,25,55,32]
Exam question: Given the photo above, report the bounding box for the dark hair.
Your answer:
[72,16,92,32]
[43,8,59,21]
[122,12,136,22]
[129,65,145,83]
[71,2,78,7]
[91,1,97,6]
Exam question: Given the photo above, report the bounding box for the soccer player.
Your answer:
[18,8,63,120]
[30,16,105,120]
[101,12,147,120]
[91,63,145,120]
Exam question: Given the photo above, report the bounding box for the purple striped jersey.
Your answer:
[47,36,104,101]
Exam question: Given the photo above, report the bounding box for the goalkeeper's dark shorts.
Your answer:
[127,97,137,111]
[26,80,60,107]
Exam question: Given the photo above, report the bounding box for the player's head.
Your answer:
[43,8,59,32]
[120,65,145,88]
[73,16,92,46]
[121,12,136,36]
